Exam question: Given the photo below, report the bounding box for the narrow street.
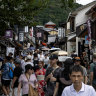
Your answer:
[0,0,96,96]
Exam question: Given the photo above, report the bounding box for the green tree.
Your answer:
[61,0,74,8]
[0,0,49,35]
[36,0,81,26]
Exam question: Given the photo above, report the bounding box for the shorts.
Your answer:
[1,79,11,87]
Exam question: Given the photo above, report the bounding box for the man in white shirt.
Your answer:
[61,65,96,96]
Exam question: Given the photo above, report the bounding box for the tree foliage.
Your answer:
[0,0,49,35]
[0,0,81,36]
[61,0,74,8]
[36,0,82,26]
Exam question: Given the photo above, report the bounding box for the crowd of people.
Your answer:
[0,48,96,96]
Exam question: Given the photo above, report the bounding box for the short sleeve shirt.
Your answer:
[90,63,96,72]
[45,67,61,96]
[81,65,87,76]
[19,74,37,95]
[61,83,96,96]
[90,62,96,84]
[13,66,22,88]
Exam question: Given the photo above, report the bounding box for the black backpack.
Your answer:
[93,64,96,79]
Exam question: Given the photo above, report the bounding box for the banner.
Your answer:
[6,47,15,57]
[30,27,33,37]
[87,19,92,49]
[19,33,24,42]
[5,30,13,38]
[85,35,89,45]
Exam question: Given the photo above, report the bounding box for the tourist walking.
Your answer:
[18,64,38,96]
[35,60,46,96]
[61,65,96,96]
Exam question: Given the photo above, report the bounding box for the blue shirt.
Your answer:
[61,82,96,96]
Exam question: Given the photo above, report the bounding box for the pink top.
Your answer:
[19,74,37,95]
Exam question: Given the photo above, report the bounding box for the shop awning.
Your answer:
[68,34,76,41]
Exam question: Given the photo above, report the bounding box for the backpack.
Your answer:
[8,63,14,79]
[93,64,96,79]
[9,68,13,79]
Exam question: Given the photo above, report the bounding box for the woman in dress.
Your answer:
[18,64,38,96]
[35,60,46,96]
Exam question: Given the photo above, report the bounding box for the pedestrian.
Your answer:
[81,52,88,68]
[18,64,38,96]
[74,57,87,84]
[61,65,96,96]
[45,54,61,96]
[1,56,12,96]
[54,58,73,96]
[24,55,34,72]
[0,57,5,95]
[35,60,46,96]
[44,54,49,69]
[11,58,22,96]
[90,53,96,90]
[38,51,45,61]
[33,53,39,72]
[19,54,26,73]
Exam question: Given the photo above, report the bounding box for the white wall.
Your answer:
[75,5,95,27]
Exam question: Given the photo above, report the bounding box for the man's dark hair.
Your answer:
[70,65,83,75]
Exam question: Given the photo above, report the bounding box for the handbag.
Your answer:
[28,84,38,96]
[25,74,38,96]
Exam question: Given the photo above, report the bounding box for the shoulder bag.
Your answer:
[26,74,38,96]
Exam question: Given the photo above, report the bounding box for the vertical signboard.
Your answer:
[19,33,24,42]
[5,30,13,39]
[87,19,92,49]
[30,27,33,37]
[25,26,28,33]
[85,35,89,45]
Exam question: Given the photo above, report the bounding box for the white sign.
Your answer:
[6,47,15,57]
[48,36,56,43]
[19,33,24,42]
[25,26,28,33]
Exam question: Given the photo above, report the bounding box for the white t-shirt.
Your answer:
[44,57,49,65]
[38,54,45,61]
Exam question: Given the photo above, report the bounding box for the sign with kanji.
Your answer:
[37,32,42,38]
[5,30,13,38]
[19,33,24,42]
